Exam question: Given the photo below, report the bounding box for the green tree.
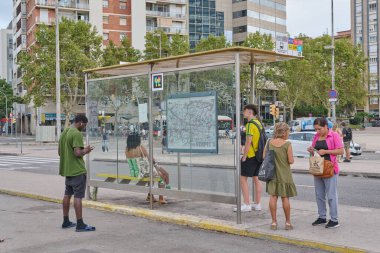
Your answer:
[242,32,274,50]
[18,18,102,127]
[169,33,190,56]
[144,30,170,59]
[195,35,230,52]
[302,35,367,116]
[103,37,141,66]
[0,79,23,119]
[241,32,275,103]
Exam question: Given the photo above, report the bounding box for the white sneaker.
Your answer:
[251,203,262,211]
[233,204,252,212]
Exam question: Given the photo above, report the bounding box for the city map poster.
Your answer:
[166,91,218,153]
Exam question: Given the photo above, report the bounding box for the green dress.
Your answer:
[266,141,297,197]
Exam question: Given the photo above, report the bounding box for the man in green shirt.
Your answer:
[59,114,95,232]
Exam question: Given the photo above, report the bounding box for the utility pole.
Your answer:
[55,0,61,140]
[331,0,336,123]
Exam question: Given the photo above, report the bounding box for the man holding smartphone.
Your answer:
[58,114,95,232]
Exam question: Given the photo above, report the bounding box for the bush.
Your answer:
[349,117,360,125]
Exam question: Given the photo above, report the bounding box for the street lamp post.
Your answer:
[331,0,336,123]
[55,0,61,140]
[0,90,8,135]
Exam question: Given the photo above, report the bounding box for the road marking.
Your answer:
[295,184,315,188]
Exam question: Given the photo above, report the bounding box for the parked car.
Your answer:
[288,132,362,157]
[265,126,274,138]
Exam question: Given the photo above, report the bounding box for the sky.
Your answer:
[0,0,351,38]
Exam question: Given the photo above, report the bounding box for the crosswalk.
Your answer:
[0,156,59,169]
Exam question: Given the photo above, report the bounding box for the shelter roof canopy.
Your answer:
[84,47,301,77]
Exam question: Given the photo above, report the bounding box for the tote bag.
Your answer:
[309,152,324,176]
[258,140,276,182]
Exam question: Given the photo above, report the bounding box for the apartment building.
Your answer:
[188,0,231,49]
[0,23,13,84]
[232,0,287,44]
[102,0,132,46]
[351,0,380,117]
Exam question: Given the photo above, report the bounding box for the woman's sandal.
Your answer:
[270,222,277,230]
[285,223,293,230]
[146,193,158,202]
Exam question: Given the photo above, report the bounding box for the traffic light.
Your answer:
[275,108,280,119]
[270,104,276,116]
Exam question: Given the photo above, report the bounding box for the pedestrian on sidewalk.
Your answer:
[332,123,343,162]
[234,104,263,212]
[307,118,344,229]
[341,122,352,162]
[126,132,170,204]
[59,114,96,232]
[265,122,297,231]
[102,129,109,152]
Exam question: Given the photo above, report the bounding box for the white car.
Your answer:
[288,132,362,157]
[265,126,274,137]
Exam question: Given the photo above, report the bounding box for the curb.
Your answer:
[0,188,367,253]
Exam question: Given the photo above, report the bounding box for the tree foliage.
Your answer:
[18,19,102,126]
[273,35,367,119]
[0,79,23,118]
[103,37,142,66]
[195,35,230,52]
[144,30,189,59]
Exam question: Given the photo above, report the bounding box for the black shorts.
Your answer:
[65,174,87,199]
[241,157,261,177]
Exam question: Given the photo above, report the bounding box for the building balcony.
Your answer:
[146,0,187,4]
[35,16,56,25]
[146,10,170,18]
[36,0,89,10]
[146,26,187,35]
[146,10,186,19]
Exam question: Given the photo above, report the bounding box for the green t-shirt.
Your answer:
[59,127,86,177]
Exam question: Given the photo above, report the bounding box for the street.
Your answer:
[0,194,327,253]
[1,155,379,209]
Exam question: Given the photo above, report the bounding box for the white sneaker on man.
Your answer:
[233,204,252,212]
[251,203,262,211]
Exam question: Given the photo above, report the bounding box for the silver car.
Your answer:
[288,132,362,157]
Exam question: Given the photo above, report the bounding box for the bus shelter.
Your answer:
[84,47,299,224]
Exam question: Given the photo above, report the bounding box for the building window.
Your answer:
[103,33,109,40]
[103,16,109,24]
[103,0,108,8]
[120,32,126,40]
[233,10,247,19]
[120,16,127,25]
[233,25,247,34]
[120,2,127,9]
[369,3,377,12]
[370,97,379,104]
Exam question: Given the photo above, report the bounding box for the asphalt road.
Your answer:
[1,156,379,209]
[0,194,327,253]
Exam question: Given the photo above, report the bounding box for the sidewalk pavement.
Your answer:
[0,169,378,253]
[1,131,380,252]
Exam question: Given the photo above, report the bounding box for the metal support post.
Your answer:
[55,0,61,140]
[85,73,91,199]
[148,64,154,209]
[235,53,242,224]
[331,0,336,123]
[250,63,255,104]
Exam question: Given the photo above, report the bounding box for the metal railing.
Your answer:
[36,0,89,10]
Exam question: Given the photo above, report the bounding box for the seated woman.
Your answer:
[125,132,169,204]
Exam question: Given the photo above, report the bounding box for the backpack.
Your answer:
[248,120,268,163]
[344,127,352,141]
